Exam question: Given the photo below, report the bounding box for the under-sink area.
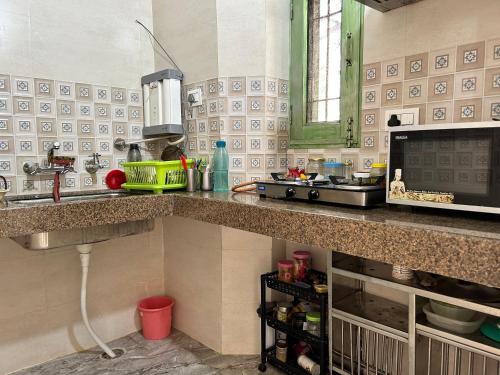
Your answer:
[10,218,155,250]
[6,191,154,250]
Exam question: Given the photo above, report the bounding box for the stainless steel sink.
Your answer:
[8,191,155,250]
[11,219,155,250]
[8,192,129,206]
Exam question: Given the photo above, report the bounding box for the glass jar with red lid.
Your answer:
[278,260,294,283]
[293,250,311,282]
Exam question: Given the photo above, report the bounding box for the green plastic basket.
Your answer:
[121,160,194,194]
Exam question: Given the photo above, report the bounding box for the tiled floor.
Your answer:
[13,330,282,375]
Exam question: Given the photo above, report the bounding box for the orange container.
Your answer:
[137,296,175,340]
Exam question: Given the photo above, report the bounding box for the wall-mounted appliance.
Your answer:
[355,0,424,12]
[387,122,500,214]
[141,69,184,137]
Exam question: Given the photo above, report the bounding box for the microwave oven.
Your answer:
[387,122,500,214]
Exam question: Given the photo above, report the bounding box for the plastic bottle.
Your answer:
[212,140,229,192]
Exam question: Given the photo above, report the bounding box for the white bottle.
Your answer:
[297,354,320,375]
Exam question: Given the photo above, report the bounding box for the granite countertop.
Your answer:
[1,190,499,288]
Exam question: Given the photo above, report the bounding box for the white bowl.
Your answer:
[430,300,476,322]
[423,304,484,334]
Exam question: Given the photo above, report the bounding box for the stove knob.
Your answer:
[285,187,296,198]
[308,189,320,200]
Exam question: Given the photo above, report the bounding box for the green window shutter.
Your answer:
[289,0,364,149]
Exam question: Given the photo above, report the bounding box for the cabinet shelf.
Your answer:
[332,288,409,340]
[416,315,500,359]
[263,270,328,302]
[264,347,311,375]
[331,253,500,316]
[257,308,327,348]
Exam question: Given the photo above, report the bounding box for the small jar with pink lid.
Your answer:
[293,250,312,282]
[277,260,294,283]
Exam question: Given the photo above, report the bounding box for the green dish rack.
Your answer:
[121,160,194,194]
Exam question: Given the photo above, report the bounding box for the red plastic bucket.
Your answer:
[137,296,175,340]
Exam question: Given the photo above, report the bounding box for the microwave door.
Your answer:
[388,125,500,213]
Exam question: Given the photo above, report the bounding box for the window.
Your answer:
[289,0,363,148]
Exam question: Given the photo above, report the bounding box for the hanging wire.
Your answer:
[135,19,183,75]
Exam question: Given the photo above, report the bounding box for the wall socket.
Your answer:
[186,88,203,107]
[383,107,420,130]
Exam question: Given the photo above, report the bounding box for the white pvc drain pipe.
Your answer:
[76,244,116,358]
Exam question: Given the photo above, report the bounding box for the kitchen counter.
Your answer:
[1,191,499,288]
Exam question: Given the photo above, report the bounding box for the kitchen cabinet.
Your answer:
[328,252,500,375]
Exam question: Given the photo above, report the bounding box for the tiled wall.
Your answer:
[0,74,154,195]
[182,76,291,186]
[360,37,500,161]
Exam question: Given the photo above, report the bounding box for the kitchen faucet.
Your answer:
[23,141,76,203]
[84,153,103,184]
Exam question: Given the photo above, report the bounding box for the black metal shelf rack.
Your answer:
[258,270,329,374]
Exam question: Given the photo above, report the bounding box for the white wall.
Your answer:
[0,219,164,375]
[216,0,267,77]
[363,0,500,63]
[152,0,219,84]
[265,0,290,79]
[0,0,155,88]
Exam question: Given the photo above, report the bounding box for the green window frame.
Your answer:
[289,0,364,149]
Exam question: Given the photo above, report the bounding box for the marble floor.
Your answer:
[13,330,282,375]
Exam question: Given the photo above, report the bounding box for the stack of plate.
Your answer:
[423,301,485,334]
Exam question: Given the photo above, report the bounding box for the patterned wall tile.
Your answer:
[485,38,500,68]
[228,97,246,115]
[427,74,454,102]
[426,101,453,124]
[484,67,500,96]
[361,131,379,152]
[405,52,429,80]
[362,85,381,109]
[381,82,402,106]
[13,97,34,116]
[456,41,485,72]
[34,79,54,98]
[483,96,500,120]
[453,98,483,123]
[12,76,33,96]
[75,83,93,102]
[363,62,381,86]
[454,70,484,99]
[381,58,404,84]
[55,81,75,100]
[247,97,265,115]
[0,116,12,134]
[361,109,380,131]
[36,117,57,137]
[93,86,111,103]
[247,77,265,96]
[403,78,428,105]
[0,74,11,94]
[266,78,278,97]
[228,77,246,96]
[429,47,456,76]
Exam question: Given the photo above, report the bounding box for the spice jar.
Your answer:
[278,260,294,283]
[276,339,287,363]
[370,162,387,186]
[324,162,345,180]
[293,251,311,282]
[306,157,325,177]
[304,312,321,336]
[276,302,292,323]
[292,312,307,330]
